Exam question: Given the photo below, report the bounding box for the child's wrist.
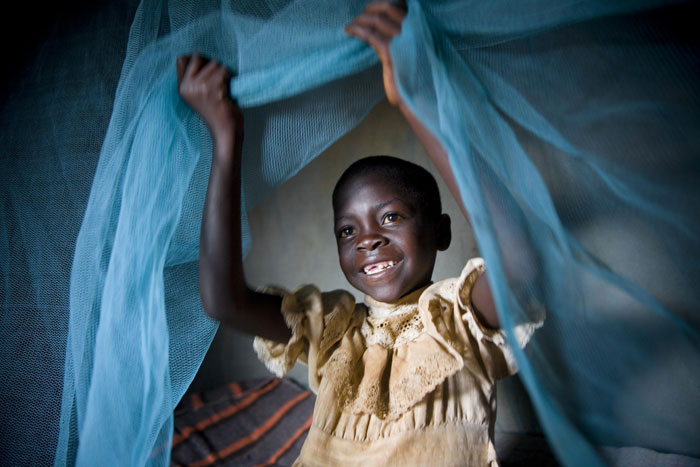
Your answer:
[212,129,243,164]
[212,120,242,143]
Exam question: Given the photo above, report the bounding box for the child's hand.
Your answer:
[345,1,406,107]
[176,55,243,141]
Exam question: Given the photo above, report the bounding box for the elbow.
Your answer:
[198,277,223,321]
[198,274,247,323]
[199,294,223,322]
[471,273,500,329]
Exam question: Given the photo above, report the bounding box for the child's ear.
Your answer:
[436,213,451,251]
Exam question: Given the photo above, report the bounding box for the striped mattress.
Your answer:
[172,377,315,467]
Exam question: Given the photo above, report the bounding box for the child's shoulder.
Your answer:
[421,257,486,303]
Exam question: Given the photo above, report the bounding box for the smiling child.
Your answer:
[177,2,539,465]
[332,156,451,304]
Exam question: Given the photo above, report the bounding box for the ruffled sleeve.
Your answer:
[253,285,358,392]
[421,258,543,382]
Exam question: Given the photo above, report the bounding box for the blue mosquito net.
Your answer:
[1,0,698,466]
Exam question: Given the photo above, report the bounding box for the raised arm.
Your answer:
[177,55,291,343]
[345,3,499,328]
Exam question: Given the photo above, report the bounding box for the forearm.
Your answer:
[198,133,290,342]
[398,103,500,328]
[178,55,289,343]
[198,131,246,319]
[345,4,500,328]
[397,102,469,221]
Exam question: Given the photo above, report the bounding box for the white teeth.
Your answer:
[363,261,396,275]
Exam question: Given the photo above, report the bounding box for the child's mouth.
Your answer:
[363,260,397,276]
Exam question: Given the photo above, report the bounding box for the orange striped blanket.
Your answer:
[172,378,314,467]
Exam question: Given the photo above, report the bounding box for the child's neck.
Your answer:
[365,282,432,307]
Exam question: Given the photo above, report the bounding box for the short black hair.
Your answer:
[332,155,442,222]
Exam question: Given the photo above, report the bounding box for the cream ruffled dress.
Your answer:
[254,258,541,466]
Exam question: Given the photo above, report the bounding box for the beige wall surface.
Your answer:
[191,99,479,390]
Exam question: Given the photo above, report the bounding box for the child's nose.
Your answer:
[357,233,387,251]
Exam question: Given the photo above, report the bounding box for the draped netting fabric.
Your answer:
[0,0,698,466]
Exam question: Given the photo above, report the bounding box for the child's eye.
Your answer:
[382,212,403,224]
[338,226,355,238]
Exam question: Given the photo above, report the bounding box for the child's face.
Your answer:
[333,173,443,302]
